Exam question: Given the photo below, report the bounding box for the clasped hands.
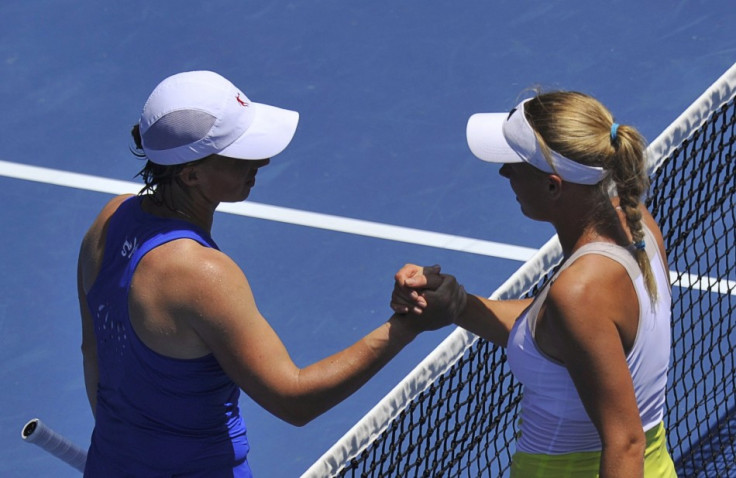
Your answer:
[390,264,467,330]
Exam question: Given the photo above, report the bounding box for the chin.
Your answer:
[221,191,251,203]
[236,187,253,202]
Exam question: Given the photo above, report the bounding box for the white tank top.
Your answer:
[506,227,672,454]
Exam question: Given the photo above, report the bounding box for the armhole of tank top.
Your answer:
[527,242,622,338]
[525,287,567,366]
[577,243,651,359]
[123,231,218,360]
[528,242,643,364]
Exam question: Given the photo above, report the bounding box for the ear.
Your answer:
[178,165,199,186]
[546,174,563,199]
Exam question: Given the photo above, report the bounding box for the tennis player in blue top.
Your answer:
[77,70,454,477]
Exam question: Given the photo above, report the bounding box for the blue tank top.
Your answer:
[84,195,250,477]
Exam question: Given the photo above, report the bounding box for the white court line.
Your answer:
[2,159,733,295]
[0,159,536,262]
[671,271,735,296]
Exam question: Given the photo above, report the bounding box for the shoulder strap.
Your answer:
[560,241,642,282]
[120,229,217,288]
[527,241,641,339]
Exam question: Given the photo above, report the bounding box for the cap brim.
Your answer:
[466,113,522,163]
[219,102,299,160]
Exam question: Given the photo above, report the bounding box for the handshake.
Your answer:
[390,264,468,331]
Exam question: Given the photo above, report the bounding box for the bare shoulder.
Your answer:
[79,194,134,292]
[130,238,260,358]
[80,194,133,248]
[550,254,628,303]
[135,239,257,319]
[542,254,638,355]
[139,238,247,288]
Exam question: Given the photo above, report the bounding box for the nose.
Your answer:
[252,158,270,169]
[243,158,270,175]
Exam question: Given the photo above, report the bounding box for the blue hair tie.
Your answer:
[632,240,645,251]
[610,122,619,142]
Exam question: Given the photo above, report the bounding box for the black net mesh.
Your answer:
[327,96,735,477]
[652,97,736,477]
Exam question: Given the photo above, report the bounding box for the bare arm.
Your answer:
[155,250,450,426]
[454,295,531,347]
[543,260,645,478]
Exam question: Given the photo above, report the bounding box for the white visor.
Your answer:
[466,99,607,185]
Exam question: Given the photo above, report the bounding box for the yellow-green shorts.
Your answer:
[510,422,677,477]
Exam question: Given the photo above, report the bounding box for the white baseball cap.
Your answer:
[139,71,299,165]
[466,99,607,185]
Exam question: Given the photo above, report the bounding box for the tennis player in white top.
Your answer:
[392,91,677,477]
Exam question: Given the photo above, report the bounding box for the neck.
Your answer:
[557,225,604,258]
[552,190,628,258]
[148,186,216,233]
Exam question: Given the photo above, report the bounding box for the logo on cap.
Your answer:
[236,93,249,107]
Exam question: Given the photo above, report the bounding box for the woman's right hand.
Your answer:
[391,264,441,314]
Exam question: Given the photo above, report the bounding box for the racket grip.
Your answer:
[22,418,87,473]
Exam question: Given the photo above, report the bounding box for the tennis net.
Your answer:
[303,62,736,478]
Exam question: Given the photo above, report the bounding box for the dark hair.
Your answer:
[130,124,201,198]
[524,91,656,301]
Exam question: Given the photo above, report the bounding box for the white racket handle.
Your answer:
[22,418,87,473]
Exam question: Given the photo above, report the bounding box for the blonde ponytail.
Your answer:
[525,91,658,301]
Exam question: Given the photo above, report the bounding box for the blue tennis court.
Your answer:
[1,2,734,476]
